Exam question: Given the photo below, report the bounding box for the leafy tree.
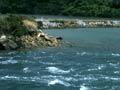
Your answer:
[0,0,120,18]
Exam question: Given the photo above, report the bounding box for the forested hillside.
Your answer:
[0,0,120,18]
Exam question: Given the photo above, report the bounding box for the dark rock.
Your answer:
[0,43,5,50]
[56,37,63,40]
[1,39,18,50]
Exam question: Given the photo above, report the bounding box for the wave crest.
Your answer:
[46,67,70,74]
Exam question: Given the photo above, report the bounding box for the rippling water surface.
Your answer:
[1,28,120,90]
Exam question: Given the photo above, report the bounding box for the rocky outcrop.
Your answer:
[0,15,61,50]
[0,32,60,50]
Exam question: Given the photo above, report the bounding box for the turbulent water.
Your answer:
[0,28,120,90]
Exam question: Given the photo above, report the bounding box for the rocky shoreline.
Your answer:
[36,18,120,29]
[0,15,61,50]
[0,32,61,50]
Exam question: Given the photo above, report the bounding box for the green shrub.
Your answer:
[0,14,37,37]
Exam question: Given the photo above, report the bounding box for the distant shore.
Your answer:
[34,16,120,29]
[1,14,120,29]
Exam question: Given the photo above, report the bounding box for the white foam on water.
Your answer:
[80,85,89,90]
[114,71,119,74]
[23,67,31,73]
[76,52,89,56]
[48,79,71,87]
[88,64,105,71]
[0,75,43,83]
[109,63,119,69]
[97,65,105,70]
[109,63,116,67]
[41,52,46,54]
[110,77,120,81]
[42,75,78,82]
[33,56,42,60]
[0,75,20,80]
[111,53,120,57]
[8,51,16,55]
[46,67,70,74]
[64,77,74,81]
[81,52,88,56]
[56,52,64,55]
[0,60,18,64]
[101,76,120,81]
[40,61,56,65]
[87,68,98,71]
[0,57,3,59]
[82,76,98,81]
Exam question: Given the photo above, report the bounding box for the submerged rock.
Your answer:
[56,37,63,40]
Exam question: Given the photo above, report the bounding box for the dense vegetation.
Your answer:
[0,15,37,37]
[0,0,120,18]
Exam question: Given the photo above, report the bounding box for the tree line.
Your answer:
[0,0,120,18]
